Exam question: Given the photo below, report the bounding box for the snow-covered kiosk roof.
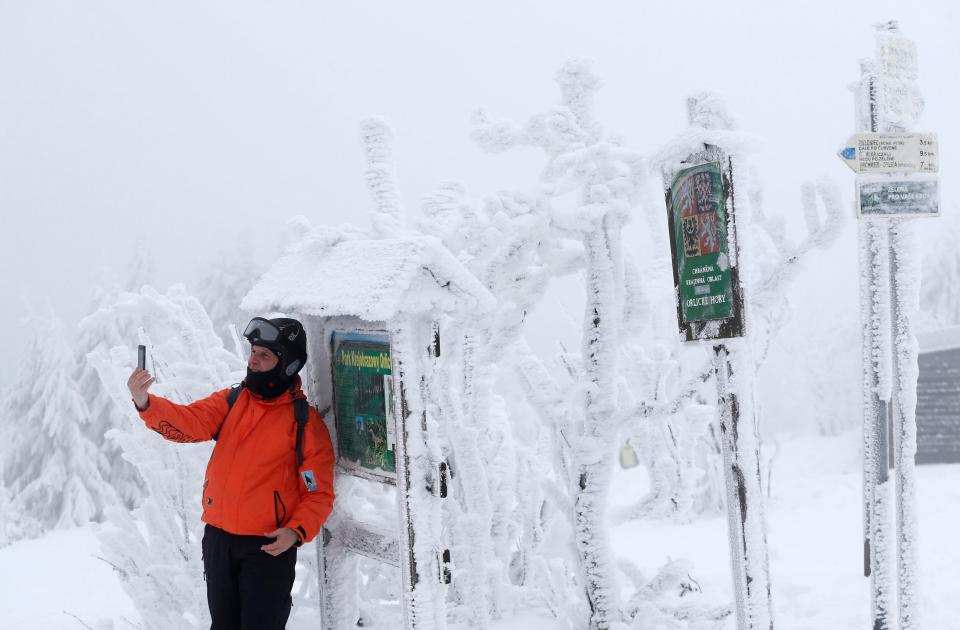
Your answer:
[241,234,494,320]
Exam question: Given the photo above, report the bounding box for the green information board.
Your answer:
[332,332,396,477]
[670,162,735,323]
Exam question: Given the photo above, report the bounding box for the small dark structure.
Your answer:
[916,326,960,464]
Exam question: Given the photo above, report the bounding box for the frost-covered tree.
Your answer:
[396,62,725,629]
[450,64,843,630]
[76,300,150,510]
[0,314,120,538]
[72,247,163,510]
[89,285,244,630]
[418,184,587,626]
[473,62,643,630]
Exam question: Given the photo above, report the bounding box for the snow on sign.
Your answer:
[668,162,735,323]
[837,133,938,174]
[879,31,918,81]
[857,176,940,217]
[877,31,924,127]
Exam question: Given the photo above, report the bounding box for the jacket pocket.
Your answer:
[273,490,287,527]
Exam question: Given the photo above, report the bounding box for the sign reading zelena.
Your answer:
[331,331,397,478]
[670,162,735,323]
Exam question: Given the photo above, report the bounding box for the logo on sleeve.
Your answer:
[301,470,318,492]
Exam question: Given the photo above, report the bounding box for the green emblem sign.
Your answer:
[332,332,396,477]
[670,162,735,323]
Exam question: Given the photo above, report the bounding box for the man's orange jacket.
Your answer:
[137,382,335,544]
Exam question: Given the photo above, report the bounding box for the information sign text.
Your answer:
[857,176,940,217]
[670,162,735,323]
[838,133,938,174]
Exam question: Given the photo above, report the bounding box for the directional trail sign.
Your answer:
[838,133,938,174]
[857,176,940,217]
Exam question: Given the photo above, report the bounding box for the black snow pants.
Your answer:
[202,524,298,630]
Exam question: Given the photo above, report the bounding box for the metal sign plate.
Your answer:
[838,133,938,174]
[857,176,940,217]
[664,155,745,342]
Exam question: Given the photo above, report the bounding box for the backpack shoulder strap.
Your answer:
[214,383,245,442]
[294,397,310,468]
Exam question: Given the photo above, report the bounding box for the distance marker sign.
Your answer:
[838,132,938,174]
[669,162,735,323]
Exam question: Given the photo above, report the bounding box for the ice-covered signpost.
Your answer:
[842,22,935,630]
[658,95,773,630]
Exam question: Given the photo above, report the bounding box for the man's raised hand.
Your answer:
[127,368,154,411]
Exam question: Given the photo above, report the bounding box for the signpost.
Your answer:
[846,22,934,630]
[662,104,771,630]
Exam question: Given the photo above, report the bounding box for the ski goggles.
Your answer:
[242,317,298,345]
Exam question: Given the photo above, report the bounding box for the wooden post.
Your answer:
[713,343,773,630]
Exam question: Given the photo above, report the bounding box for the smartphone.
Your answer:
[137,345,147,370]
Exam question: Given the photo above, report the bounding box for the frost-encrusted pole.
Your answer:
[658,94,773,630]
[876,23,922,630]
[849,22,926,630]
[392,316,446,630]
[854,55,895,630]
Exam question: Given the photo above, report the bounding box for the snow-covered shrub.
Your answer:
[88,285,243,630]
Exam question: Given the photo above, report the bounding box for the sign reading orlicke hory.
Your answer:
[665,157,745,341]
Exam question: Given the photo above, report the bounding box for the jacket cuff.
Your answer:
[133,394,151,413]
[288,522,310,545]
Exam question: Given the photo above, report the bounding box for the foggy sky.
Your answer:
[1,1,957,401]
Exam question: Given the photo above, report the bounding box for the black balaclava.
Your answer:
[244,346,295,399]
[242,317,308,398]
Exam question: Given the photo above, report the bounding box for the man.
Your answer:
[127,317,335,630]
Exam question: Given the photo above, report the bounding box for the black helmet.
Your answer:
[243,317,308,377]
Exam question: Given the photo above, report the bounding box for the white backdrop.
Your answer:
[1,2,957,435]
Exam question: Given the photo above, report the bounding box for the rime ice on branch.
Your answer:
[470,60,739,630]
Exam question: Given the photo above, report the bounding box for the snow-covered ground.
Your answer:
[611,430,960,630]
[2,431,957,629]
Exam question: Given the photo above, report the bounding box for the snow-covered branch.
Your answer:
[751,177,845,311]
[361,116,406,238]
[615,360,714,427]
